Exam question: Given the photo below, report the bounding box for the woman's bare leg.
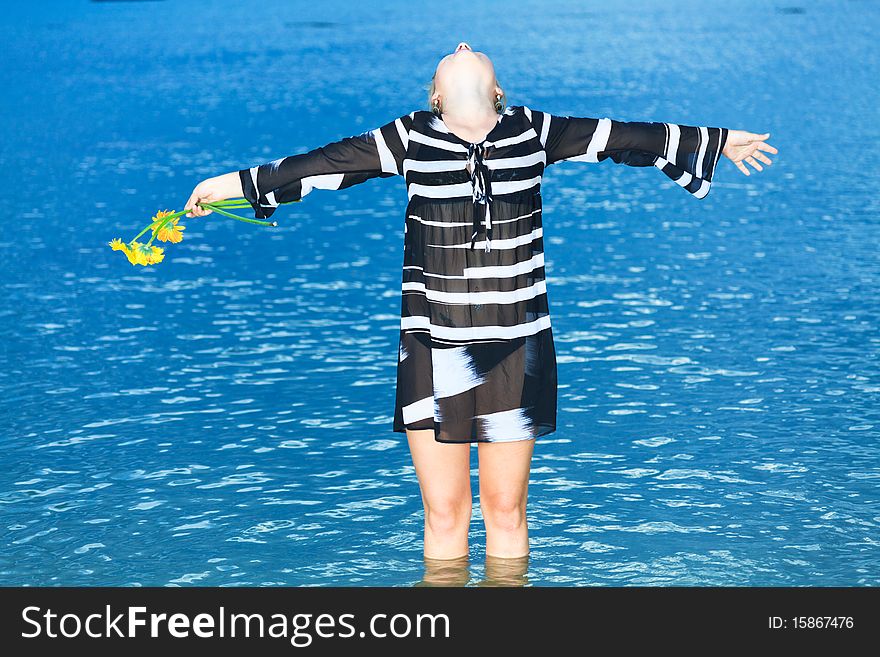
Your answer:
[477,438,534,558]
[414,555,471,587]
[477,554,530,587]
[406,428,472,559]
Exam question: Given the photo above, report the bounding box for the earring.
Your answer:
[494,94,503,112]
[432,98,442,116]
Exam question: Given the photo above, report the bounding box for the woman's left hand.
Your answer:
[183,172,244,218]
[722,130,778,176]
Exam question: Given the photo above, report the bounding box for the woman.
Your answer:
[184,42,777,562]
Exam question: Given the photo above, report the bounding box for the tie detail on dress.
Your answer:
[466,142,494,252]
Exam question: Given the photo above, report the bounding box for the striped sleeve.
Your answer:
[528,108,728,199]
[238,112,414,219]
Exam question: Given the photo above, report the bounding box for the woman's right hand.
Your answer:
[721,130,777,176]
[184,172,244,217]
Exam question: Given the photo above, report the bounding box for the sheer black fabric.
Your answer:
[240,106,728,442]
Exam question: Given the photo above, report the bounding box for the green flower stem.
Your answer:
[131,225,153,242]
[199,202,277,227]
[208,198,251,205]
[210,197,301,206]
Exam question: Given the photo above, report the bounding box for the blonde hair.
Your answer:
[425,73,507,114]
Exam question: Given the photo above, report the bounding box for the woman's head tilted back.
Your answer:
[426,42,506,115]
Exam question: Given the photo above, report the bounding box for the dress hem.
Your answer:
[393,424,557,444]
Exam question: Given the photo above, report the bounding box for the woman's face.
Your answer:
[432,42,502,104]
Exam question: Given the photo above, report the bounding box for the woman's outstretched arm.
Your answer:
[526,106,776,199]
[184,112,414,219]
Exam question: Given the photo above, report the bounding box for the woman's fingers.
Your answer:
[190,197,206,218]
[184,192,198,218]
[184,179,225,218]
[184,184,212,217]
[725,132,777,175]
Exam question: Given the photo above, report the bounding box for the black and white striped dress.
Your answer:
[239,105,728,443]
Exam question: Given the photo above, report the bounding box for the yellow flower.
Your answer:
[150,209,173,226]
[130,242,165,266]
[156,217,186,243]
[129,241,149,265]
[149,209,185,244]
[109,236,166,266]
[109,238,140,265]
[147,245,165,264]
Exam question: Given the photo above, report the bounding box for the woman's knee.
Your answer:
[424,494,472,534]
[479,490,527,531]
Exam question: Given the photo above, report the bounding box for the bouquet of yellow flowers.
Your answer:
[108,197,293,266]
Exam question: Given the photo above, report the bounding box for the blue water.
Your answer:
[2,0,878,586]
